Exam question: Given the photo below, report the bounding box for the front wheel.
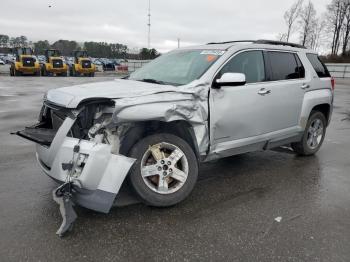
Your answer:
[292,111,327,156]
[128,133,198,207]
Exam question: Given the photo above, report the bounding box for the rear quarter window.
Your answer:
[306,54,331,78]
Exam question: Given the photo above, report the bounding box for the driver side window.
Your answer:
[219,50,266,84]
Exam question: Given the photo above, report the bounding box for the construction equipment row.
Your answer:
[10,48,95,77]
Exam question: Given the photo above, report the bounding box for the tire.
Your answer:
[89,72,95,77]
[128,133,198,207]
[14,68,21,76]
[41,66,47,76]
[292,110,327,156]
[69,66,74,76]
[60,71,68,77]
[34,71,40,76]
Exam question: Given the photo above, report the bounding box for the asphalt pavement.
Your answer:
[0,76,349,262]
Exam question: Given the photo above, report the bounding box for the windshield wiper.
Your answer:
[138,78,166,85]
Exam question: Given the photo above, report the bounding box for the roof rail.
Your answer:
[255,39,306,49]
[206,39,306,49]
[207,40,255,45]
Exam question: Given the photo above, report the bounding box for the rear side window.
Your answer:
[306,54,331,78]
[268,51,301,81]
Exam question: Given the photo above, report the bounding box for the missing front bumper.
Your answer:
[16,116,136,214]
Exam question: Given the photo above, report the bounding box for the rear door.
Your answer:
[263,51,307,131]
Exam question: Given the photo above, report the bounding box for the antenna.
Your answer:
[147,0,151,49]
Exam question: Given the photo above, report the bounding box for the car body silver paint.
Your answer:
[37,42,333,212]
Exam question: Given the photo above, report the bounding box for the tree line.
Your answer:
[281,0,350,61]
[0,35,159,60]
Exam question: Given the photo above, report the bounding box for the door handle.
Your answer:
[258,88,271,95]
[301,84,310,89]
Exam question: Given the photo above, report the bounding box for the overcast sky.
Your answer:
[1,0,330,52]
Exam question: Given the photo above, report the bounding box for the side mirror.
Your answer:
[214,73,246,88]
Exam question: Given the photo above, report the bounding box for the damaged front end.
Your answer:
[15,100,136,236]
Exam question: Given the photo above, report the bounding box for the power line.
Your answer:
[147,0,151,49]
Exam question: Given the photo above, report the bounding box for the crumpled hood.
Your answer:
[45,78,210,156]
[46,79,193,108]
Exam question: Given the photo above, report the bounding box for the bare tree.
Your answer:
[340,3,350,54]
[327,0,349,54]
[309,17,326,51]
[284,0,304,42]
[277,33,287,41]
[299,1,317,47]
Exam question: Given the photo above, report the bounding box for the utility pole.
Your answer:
[147,0,151,49]
[177,38,180,48]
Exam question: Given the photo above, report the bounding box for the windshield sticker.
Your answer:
[200,50,225,56]
[206,55,217,62]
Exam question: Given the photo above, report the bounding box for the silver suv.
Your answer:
[16,40,334,232]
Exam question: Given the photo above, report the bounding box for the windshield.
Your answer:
[129,49,224,86]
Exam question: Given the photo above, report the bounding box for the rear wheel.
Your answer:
[128,133,198,207]
[14,68,21,76]
[292,111,327,156]
[69,66,74,76]
[41,66,47,76]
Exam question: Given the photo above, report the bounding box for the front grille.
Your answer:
[22,57,35,67]
[52,59,63,68]
[81,60,91,68]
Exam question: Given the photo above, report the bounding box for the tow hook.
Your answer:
[53,182,77,237]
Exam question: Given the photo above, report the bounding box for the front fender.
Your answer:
[111,91,209,155]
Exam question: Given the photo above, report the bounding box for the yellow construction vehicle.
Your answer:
[41,49,68,76]
[10,47,40,76]
[69,50,95,77]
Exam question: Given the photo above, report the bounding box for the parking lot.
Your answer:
[0,76,349,261]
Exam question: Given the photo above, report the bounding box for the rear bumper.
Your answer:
[47,68,68,73]
[76,68,95,73]
[18,67,40,73]
[28,116,135,213]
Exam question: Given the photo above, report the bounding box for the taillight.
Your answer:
[331,77,335,91]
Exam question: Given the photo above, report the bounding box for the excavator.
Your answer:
[10,47,40,76]
[41,49,68,76]
[69,50,95,77]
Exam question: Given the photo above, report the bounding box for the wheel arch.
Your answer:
[300,89,333,128]
[119,120,201,160]
[311,103,331,123]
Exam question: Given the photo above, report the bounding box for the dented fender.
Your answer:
[110,83,210,155]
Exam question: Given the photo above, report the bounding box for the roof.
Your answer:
[181,39,314,53]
